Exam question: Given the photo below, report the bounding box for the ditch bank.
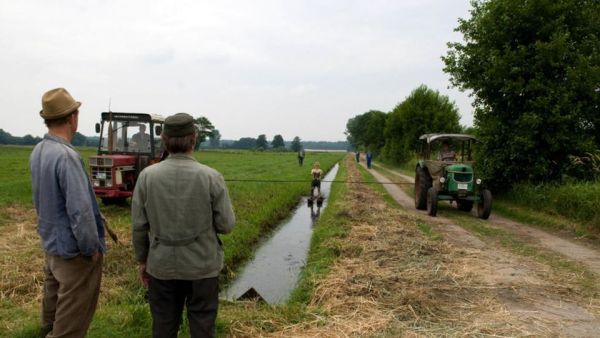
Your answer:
[223,164,340,304]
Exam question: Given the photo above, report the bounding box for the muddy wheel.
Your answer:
[477,189,492,220]
[427,187,438,217]
[415,167,430,210]
[457,200,474,212]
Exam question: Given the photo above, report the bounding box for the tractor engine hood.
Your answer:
[445,163,473,174]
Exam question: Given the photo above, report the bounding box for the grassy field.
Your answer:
[0,145,345,337]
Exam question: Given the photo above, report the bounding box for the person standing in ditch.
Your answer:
[132,113,235,338]
[29,88,106,338]
[311,161,324,197]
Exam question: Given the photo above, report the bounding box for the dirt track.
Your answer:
[364,162,600,337]
[372,162,600,276]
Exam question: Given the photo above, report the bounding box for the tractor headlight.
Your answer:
[476,178,482,185]
[440,177,446,183]
[105,181,112,187]
[93,180,100,187]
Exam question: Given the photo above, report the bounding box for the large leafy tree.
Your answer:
[271,134,285,149]
[345,110,387,153]
[290,136,302,152]
[443,0,600,188]
[208,129,221,148]
[382,85,461,163]
[194,116,215,150]
[256,134,268,150]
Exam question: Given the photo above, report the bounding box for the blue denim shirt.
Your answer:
[30,134,106,258]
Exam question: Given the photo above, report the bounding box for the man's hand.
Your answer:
[138,262,150,288]
[91,251,102,263]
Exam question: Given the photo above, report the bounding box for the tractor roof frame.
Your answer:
[101,112,165,123]
[419,133,477,161]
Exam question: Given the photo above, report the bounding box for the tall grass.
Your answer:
[501,181,600,230]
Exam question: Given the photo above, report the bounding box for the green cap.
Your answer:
[164,113,196,137]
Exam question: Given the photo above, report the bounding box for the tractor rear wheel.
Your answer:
[415,167,431,210]
[427,187,438,217]
[477,190,492,220]
[457,200,474,212]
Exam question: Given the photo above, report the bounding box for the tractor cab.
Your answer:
[414,133,492,219]
[90,112,165,204]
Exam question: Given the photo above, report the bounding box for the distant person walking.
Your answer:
[132,113,235,338]
[298,148,305,166]
[355,151,360,162]
[366,151,373,169]
[30,88,106,338]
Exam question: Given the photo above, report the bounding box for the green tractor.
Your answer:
[414,133,492,219]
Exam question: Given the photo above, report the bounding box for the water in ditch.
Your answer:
[222,163,340,304]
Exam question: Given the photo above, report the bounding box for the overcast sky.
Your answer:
[0,0,473,142]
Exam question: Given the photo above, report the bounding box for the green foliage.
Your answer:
[443,0,600,189]
[193,116,215,150]
[0,129,42,145]
[381,85,461,163]
[256,134,268,150]
[290,136,302,152]
[345,110,387,152]
[567,150,600,181]
[231,137,257,149]
[208,129,221,148]
[501,180,600,230]
[271,134,285,149]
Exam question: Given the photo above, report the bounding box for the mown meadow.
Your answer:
[0,145,345,337]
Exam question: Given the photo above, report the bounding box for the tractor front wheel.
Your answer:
[415,167,430,210]
[427,187,438,217]
[477,190,492,220]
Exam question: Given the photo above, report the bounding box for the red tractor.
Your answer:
[89,112,165,204]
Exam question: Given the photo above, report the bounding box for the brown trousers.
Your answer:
[42,254,103,338]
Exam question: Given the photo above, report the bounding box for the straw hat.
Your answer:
[40,88,81,120]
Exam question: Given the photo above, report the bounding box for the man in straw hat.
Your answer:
[29,88,106,337]
[132,112,235,338]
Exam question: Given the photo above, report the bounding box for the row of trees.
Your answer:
[348,0,599,191]
[0,129,98,147]
[230,135,303,151]
[346,85,462,163]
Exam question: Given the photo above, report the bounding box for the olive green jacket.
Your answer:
[131,154,235,280]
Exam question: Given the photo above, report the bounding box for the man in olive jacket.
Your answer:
[131,113,235,338]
